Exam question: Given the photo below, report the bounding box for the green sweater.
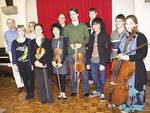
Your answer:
[64,23,89,55]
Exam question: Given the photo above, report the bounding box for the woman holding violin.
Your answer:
[117,15,148,113]
[30,23,54,104]
[50,23,68,99]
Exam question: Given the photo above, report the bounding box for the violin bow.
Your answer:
[124,42,150,55]
[73,41,81,99]
[56,66,62,99]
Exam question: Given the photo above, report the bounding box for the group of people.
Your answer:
[4,7,148,113]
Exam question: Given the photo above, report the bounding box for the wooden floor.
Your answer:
[0,75,150,113]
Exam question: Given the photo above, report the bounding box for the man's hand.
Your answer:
[70,43,82,49]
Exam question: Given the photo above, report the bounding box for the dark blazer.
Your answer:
[85,22,92,35]
[86,31,111,66]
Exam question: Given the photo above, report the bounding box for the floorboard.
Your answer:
[0,75,150,113]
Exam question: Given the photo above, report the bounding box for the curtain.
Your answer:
[36,0,112,38]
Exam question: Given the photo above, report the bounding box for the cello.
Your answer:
[103,27,138,105]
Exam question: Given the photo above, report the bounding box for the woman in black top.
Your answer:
[50,23,68,99]
[30,23,53,103]
[117,15,148,113]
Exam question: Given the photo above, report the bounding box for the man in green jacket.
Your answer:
[64,8,89,97]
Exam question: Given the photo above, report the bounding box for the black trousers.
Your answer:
[35,67,53,103]
[58,74,66,92]
[18,66,35,96]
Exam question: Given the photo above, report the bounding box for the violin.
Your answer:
[52,39,63,65]
[128,26,138,40]
[36,48,45,60]
[35,38,45,60]
[53,48,63,64]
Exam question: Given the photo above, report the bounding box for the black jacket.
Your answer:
[30,38,53,77]
[118,32,148,91]
[86,32,111,66]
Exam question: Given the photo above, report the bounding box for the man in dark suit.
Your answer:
[86,8,97,35]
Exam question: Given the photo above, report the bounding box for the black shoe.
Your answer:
[29,92,34,99]
[47,100,53,103]
[84,93,89,97]
[70,93,76,96]
[41,100,47,104]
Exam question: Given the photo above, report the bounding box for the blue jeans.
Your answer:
[91,63,106,93]
[67,55,89,94]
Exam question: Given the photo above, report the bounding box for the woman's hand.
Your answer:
[56,63,63,68]
[52,61,57,67]
[99,65,105,71]
[116,53,129,60]
[13,64,19,72]
[34,60,43,68]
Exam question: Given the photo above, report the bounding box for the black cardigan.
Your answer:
[30,38,53,76]
[86,32,111,66]
[118,32,148,91]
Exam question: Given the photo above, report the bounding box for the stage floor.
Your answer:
[0,75,150,113]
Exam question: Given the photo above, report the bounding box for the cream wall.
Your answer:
[0,0,27,48]
[134,0,150,71]
[0,13,4,47]
[0,0,38,48]
[26,0,38,25]
[112,0,134,30]
[112,0,150,71]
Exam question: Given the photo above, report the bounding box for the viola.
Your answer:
[73,52,85,72]
[72,41,85,98]
[72,41,85,73]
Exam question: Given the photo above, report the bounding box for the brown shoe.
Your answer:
[17,87,24,94]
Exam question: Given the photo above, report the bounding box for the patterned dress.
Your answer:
[118,32,148,112]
